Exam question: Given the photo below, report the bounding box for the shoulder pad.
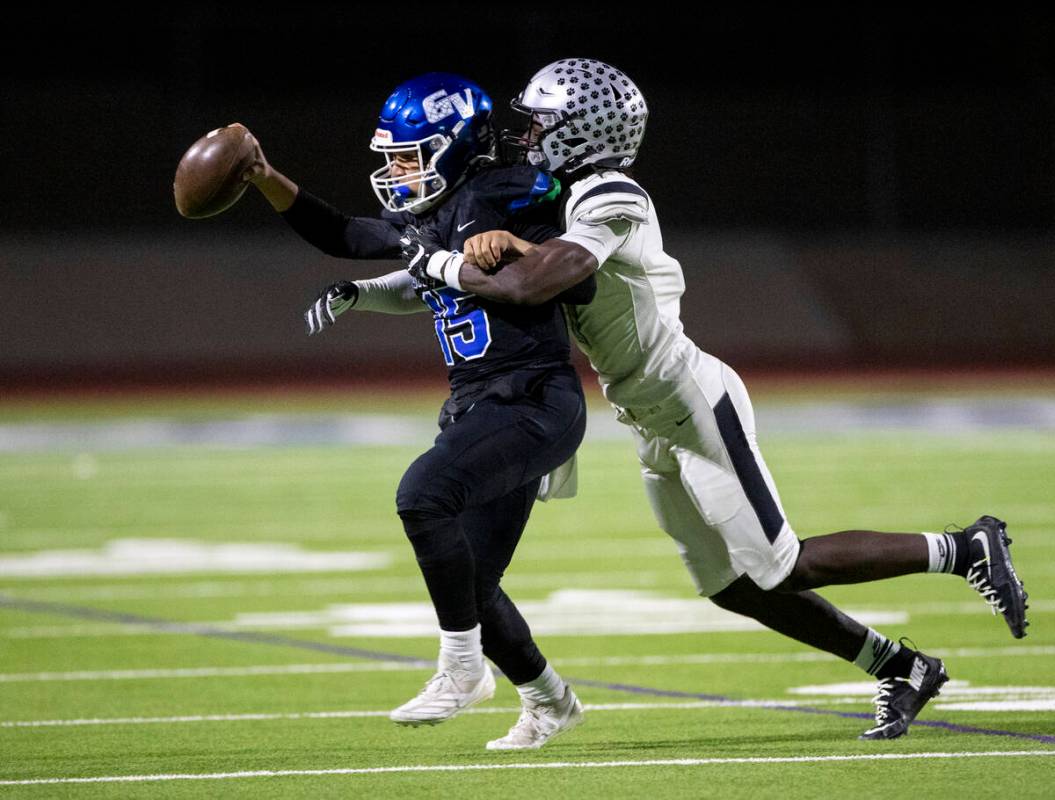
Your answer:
[565,174,649,226]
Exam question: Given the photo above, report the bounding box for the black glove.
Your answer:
[399,225,447,286]
[304,280,358,335]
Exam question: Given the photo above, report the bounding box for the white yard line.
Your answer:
[908,599,1055,615]
[0,662,426,683]
[0,701,806,729]
[0,571,672,602]
[553,645,1055,667]
[4,645,1054,683]
[2,751,1053,786]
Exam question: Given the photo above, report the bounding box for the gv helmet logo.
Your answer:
[423,89,476,124]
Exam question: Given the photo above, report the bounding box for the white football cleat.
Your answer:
[486,684,584,750]
[390,663,495,726]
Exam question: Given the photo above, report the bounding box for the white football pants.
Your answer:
[617,350,801,596]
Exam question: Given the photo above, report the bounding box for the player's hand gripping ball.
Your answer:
[173,123,256,218]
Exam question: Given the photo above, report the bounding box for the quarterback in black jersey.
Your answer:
[242,72,588,750]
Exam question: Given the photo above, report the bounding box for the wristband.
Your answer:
[425,250,465,291]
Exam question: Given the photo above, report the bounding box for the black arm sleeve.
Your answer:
[280,190,404,259]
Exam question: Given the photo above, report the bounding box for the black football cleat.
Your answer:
[964,515,1029,639]
[859,653,949,740]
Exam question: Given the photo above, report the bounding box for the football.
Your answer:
[173,123,256,219]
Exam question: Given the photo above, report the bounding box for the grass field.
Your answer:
[1,384,1052,797]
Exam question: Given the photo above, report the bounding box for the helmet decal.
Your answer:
[423,89,476,124]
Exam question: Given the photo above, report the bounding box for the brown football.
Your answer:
[173,124,256,218]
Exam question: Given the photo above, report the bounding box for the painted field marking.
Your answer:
[10,608,1055,640]
[553,645,1055,667]
[6,588,1051,641]
[5,645,1055,682]
[939,701,1055,712]
[4,594,1051,744]
[0,590,906,639]
[2,751,1053,786]
[0,662,427,683]
[908,599,1055,615]
[0,570,672,602]
[0,701,796,729]
[0,539,390,578]
[786,679,1055,713]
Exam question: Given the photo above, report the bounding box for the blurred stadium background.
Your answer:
[3,7,1055,389]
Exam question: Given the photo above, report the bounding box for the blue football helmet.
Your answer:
[369,72,495,213]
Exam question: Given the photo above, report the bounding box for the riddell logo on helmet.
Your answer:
[424,89,475,124]
[374,129,392,141]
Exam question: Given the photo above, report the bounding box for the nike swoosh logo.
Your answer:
[675,413,694,426]
[456,220,476,232]
[972,530,991,565]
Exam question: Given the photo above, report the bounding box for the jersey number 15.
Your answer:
[421,288,492,366]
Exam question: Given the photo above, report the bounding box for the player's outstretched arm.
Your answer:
[459,234,597,305]
[239,126,299,213]
[240,126,402,260]
[304,270,425,335]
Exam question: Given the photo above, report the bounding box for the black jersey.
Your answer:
[283,165,575,390]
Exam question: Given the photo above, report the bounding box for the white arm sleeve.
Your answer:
[559,218,630,269]
[352,270,425,315]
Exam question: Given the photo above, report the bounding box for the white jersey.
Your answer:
[559,170,697,409]
[559,169,799,593]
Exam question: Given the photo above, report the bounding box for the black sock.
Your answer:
[875,643,918,680]
[948,531,971,577]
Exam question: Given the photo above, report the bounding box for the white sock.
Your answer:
[853,629,901,676]
[921,531,958,574]
[439,624,483,671]
[516,663,565,705]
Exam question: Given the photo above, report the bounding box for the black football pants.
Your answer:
[396,366,585,684]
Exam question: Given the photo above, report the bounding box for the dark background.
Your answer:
[3,6,1055,389]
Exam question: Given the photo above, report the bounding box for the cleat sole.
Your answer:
[392,718,443,727]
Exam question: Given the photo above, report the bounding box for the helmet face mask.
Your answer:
[502,102,566,168]
[502,58,648,175]
[369,74,495,214]
[369,133,448,212]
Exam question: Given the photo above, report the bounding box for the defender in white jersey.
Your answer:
[449,58,1029,741]
[556,168,800,594]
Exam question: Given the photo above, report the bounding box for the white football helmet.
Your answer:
[503,58,648,174]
